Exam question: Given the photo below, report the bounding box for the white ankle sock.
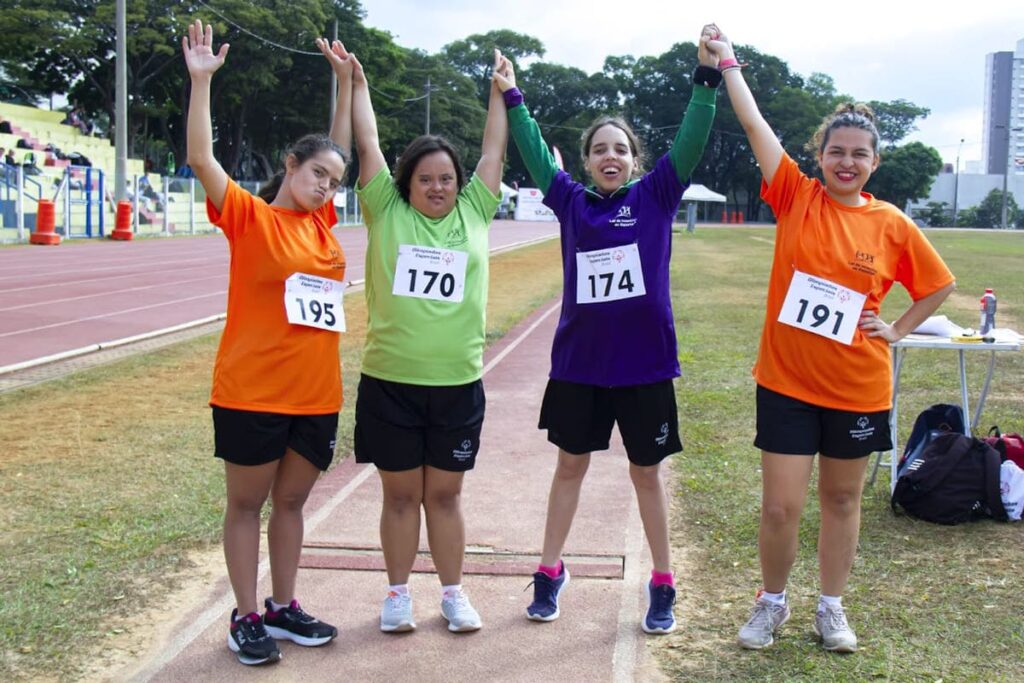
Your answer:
[388,584,409,595]
[441,584,462,600]
[761,590,786,606]
[818,594,842,611]
[268,598,290,611]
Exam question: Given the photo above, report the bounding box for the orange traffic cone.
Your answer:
[30,199,61,245]
[721,210,729,223]
[737,211,744,223]
[110,200,133,240]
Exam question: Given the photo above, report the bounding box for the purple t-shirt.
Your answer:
[544,153,687,386]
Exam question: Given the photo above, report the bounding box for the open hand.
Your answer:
[316,38,353,81]
[491,48,516,92]
[182,19,229,78]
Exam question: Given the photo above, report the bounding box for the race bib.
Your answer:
[777,270,866,345]
[284,272,346,332]
[393,244,468,303]
[575,244,646,304]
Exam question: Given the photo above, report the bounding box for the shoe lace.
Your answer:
[746,601,777,632]
[386,591,411,610]
[525,572,554,599]
[823,605,850,633]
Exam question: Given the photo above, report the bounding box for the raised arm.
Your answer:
[668,26,722,183]
[182,19,230,212]
[349,54,387,187]
[474,49,509,194]
[703,26,784,185]
[317,38,353,158]
[492,51,558,193]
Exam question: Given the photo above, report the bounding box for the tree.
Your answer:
[865,142,942,210]
[866,99,930,146]
[918,201,952,227]
[441,30,544,101]
[957,189,1021,228]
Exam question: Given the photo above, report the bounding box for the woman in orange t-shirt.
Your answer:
[184,20,354,666]
[705,27,955,653]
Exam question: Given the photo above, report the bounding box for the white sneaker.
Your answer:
[441,591,482,632]
[380,591,416,633]
[814,604,858,653]
[737,596,791,649]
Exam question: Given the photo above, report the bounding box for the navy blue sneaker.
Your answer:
[526,563,570,621]
[643,581,677,634]
[227,609,282,666]
[263,598,338,646]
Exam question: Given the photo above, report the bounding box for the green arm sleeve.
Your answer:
[507,104,558,194]
[670,84,717,184]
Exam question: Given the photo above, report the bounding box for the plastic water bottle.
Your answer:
[979,288,997,335]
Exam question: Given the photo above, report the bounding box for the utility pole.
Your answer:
[952,138,963,226]
[425,75,431,135]
[114,0,127,201]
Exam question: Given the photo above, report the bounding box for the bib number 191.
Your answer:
[777,270,865,345]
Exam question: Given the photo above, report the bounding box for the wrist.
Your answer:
[718,57,740,71]
[502,87,523,109]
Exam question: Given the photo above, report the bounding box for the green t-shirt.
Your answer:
[356,168,500,385]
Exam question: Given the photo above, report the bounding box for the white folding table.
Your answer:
[869,334,1022,492]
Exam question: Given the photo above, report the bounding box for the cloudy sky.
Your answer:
[362,0,1024,169]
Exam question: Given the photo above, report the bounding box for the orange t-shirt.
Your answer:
[755,154,954,412]
[207,180,345,414]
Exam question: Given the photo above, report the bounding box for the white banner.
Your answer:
[514,187,557,222]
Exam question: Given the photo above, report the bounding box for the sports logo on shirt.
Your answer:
[850,250,877,276]
[610,204,637,229]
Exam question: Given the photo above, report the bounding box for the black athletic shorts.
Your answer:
[354,374,485,472]
[538,378,682,466]
[212,406,338,471]
[754,385,892,459]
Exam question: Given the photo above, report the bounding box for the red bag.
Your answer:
[984,427,1024,469]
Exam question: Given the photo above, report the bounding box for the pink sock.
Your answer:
[537,560,563,579]
[651,570,674,587]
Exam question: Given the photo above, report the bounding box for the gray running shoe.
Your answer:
[380,591,416,633]
[814,604,858,653]
[737,596,791,649]
[441,591,482,632]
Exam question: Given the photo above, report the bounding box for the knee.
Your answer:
[423,488,461,514]
[383,489,423,515]
[761,499,802,528]
[271,489,311,514]
[554,456,588,482]
[629,464,662,491]
[227,493,267,518]
[819,489,861,517]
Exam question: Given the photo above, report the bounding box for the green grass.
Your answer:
[659,227,1024,682]
[0,238,563,681]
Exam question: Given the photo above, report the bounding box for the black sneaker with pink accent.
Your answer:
[228,609,281,666]
[263,598,338,646]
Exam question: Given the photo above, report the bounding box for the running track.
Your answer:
[0,220,559,370]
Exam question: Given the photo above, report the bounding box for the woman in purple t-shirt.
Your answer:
[494,30,720,635]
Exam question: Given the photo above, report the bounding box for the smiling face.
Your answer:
[584,124,637,195]
[817,126,880,206]
[283,150,346,212]
[408,150,459,218]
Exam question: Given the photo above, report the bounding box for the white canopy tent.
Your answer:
[680,183,727,232]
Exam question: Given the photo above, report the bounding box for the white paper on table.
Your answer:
[989,327,1023,343]
[912,315,965,337]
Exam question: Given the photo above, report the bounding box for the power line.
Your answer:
[193,0,321,55]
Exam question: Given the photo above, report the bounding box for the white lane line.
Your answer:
[0,291,227,338]
[0,275,225,313]
[0,257,225,290]
[128,297,558,682]
[612,497,646,682]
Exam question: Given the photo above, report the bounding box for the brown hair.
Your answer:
[257,133,347,203]
[393,135,466,203]
[807,102,880,160]
[580,116,646,177]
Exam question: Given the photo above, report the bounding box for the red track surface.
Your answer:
[0,220,557,369]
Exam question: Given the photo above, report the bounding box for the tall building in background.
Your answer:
[982,39,1024,175]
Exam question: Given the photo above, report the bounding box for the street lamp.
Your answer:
[952,138,964,226]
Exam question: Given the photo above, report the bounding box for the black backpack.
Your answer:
[891,433,1007,525]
